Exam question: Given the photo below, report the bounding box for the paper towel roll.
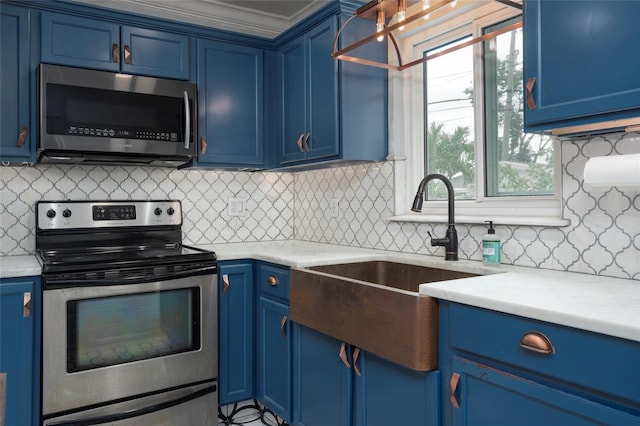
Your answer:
[583,153,640,187]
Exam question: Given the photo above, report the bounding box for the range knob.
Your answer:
[62,209,72,218]
[46,209,56,219]
[154,207,163,216]
[167,207,175,216]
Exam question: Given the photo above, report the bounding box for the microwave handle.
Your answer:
[183,91,190,150]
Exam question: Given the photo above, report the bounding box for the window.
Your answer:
[483,18,554,197]
[390,2,564,225]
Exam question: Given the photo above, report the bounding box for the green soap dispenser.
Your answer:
[482,221,501,264]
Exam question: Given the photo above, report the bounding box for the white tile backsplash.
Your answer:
[1,132,638,280]
[292,132,640,281]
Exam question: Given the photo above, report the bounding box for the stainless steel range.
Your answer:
[36,200,218,426]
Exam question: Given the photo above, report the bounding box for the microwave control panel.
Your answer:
[66,126,178,142]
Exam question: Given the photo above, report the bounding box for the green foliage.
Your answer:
[426,27,554,197]
[426,122,475,199]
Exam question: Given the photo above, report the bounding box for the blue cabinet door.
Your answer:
[0,277,40,426]
[305,17,339,161]
[279,17,339,166]
[218,261,255,406]
[353,350,440,426]
[292,324,351,426]
[197,39,264,167]
[276,10,387,168]
[1,4,34,163]
[279,36,307,165]
[121,26,189,80]
[451,356,640,426]
[41,12,120,72]
[256,296,292,422]
[41,12,189,79]
[524,0,640,132]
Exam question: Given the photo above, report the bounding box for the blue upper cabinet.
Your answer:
[280,18,339,165]
[280,36,308,164]
[121,26,189,80]
[523,0,640,134]
[41,12,189,80]
[197,39,264,168]
[277,8,388,168]
[0,4,34,164]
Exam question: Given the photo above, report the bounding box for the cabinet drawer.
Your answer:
[448,303,640,406]
[257,263,290,301]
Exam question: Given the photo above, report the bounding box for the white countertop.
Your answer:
[2,240,639,343]
[0,255,42,278]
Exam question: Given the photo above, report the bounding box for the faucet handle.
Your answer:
[427,231,433,239]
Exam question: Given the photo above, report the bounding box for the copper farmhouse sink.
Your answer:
[290,261,478,371]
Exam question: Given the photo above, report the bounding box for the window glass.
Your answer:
[483,17,554,196]
[424,36,476,200]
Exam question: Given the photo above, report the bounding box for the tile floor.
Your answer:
[218,399,289,426]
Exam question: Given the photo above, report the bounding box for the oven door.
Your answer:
[42,273,216,418]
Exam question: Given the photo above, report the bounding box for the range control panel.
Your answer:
[37,200,181,230]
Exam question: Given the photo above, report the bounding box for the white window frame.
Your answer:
[387,2,567,227]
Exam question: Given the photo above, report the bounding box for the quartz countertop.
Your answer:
[2,240,638,343]
[201,241,640,343]
[0,255,42,278]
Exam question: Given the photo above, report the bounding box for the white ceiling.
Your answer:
[70,0,334,38]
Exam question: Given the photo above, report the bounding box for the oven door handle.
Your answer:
[43,266,217,288]
[46,383,216,426]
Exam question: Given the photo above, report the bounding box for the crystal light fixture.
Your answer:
[422,0,431,20]
[331,0,523,71]
[376,9,385,42]
[398,0,407,30]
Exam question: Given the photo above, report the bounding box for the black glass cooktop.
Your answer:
[38,244,216,274]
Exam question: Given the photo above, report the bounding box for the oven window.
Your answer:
[66,288,200,372]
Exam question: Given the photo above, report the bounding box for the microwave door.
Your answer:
[38,64,197,166]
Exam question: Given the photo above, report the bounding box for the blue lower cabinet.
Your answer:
[0,277,41,426]
[292,323,440,426]
[256,296,292,422]
[218,261,255,406]
[440,301,640,426]
[451,356,640,426]
[353,351,440,426]
[293,324,351,426]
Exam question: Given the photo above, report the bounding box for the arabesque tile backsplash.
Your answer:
[1,132,638,280]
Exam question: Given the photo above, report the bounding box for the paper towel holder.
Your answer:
[583,153,640,187]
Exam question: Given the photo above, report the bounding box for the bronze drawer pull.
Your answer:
[339,342,351,369]
[200,137,207,155]
[526,77,536,109]
[520,331,555,355]
[16,126,27,147]
[267,275,278,286]
[23,292,31,317]
[112,43,119,63]
[280,315,287,337]
[222,274,230,295]
[124,45,131,65]
[450,373,460,409]
[296,133,305,152]
[303,133,311,152]
[352,347,362,376]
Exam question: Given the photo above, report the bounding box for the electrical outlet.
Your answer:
[329,198,339,218]
[228,198,246,217]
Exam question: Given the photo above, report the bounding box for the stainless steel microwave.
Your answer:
[38,64,197,168]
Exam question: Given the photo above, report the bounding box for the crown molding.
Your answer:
[70,0,331,38]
